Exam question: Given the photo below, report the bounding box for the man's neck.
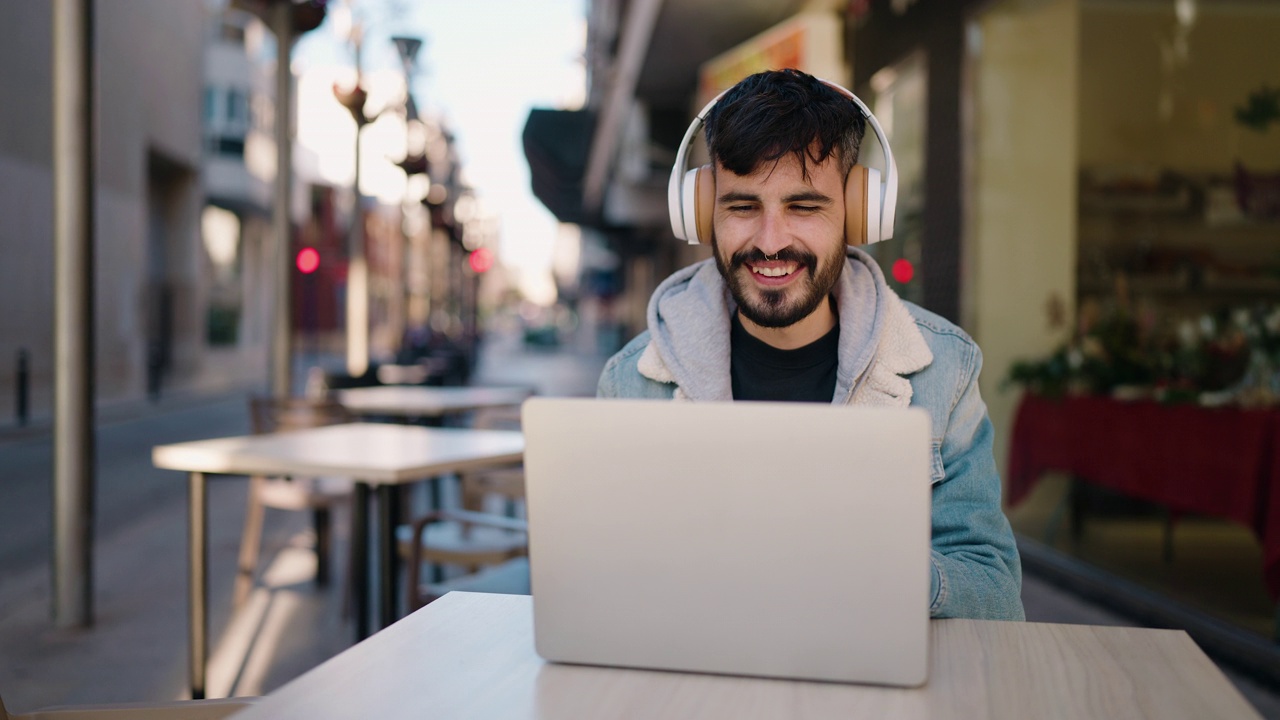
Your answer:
[736,296,837,350]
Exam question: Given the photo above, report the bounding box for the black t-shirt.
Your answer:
[730,311,839,403]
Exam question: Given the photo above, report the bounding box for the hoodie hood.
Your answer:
[640,247,927,403]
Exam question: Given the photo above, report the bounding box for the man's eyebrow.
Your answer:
[717,191,759,204]
[783,191,834,205]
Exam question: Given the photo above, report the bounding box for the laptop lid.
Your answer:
[521,397,932,686]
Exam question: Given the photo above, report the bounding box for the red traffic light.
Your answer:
[892,258,914,284]
[296,247,320,274]
[468,247,495,274]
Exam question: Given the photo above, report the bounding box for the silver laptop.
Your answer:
[520,397,932,687]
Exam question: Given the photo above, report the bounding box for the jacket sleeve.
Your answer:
[597,354,621,398]
[928,342,1025,620]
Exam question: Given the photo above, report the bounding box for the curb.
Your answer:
[0,384,263,446]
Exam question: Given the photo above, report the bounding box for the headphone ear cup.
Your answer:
[864,166,883,245]
[680,167,703,244]
[844,165,869,246]
[694,165,715,244]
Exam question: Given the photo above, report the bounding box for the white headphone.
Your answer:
[667,78,898,247]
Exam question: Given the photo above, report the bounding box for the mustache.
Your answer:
[729,247,817,270]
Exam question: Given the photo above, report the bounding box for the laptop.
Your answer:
[520,397,932,687]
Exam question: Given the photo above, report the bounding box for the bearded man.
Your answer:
[597,69,1024,621]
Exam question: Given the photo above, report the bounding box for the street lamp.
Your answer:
[231,0,329,398]
[330,10,377,378]
[390,35,425,358]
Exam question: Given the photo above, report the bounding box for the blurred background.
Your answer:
[2,0,1280,713]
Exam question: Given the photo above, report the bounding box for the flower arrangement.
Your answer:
[1005,300,1280,407]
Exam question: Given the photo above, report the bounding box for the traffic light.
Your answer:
[468,247,494,274]
[296,247,320,274]
[892,258,914,284]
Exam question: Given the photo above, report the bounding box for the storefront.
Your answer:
[853,0,1280,643]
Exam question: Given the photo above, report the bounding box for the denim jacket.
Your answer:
[597,249,1024,621]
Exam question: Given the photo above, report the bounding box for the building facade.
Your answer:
[0,0,213,424]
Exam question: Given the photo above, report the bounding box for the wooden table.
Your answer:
[335,386,532,420]
[228,592,1260,720]
[152,423,524,700]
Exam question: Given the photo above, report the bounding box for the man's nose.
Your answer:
[755,208,790,257]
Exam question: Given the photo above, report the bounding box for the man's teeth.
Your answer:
[752,265,794,277]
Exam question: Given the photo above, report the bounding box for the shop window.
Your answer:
[978,0,1280,643]
[203,86,219,126]
[1078,2,1280,327]
[866,52,927,307]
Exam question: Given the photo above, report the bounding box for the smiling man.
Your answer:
[597,69,1024,621]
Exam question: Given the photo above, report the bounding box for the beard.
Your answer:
[713,239,846,329]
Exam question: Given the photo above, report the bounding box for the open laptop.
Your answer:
[520,397,932,687]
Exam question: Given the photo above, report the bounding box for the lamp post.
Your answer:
[332,17,373,379]
[391,35,422,116]
[231,0,328,398]
[390,35,424,356]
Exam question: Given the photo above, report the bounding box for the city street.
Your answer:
[0,332,1277,716]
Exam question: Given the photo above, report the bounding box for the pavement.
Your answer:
[0,328,1278,717]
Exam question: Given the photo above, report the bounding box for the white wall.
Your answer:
[963,0,1079,483]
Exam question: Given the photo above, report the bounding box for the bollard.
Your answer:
[16,348,29,426]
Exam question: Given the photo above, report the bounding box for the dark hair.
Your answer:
[704,69,866,181]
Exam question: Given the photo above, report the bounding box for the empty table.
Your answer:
[152,423,524,699]
[335,386,532,421]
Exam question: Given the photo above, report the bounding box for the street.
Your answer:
[0,335,1277,716]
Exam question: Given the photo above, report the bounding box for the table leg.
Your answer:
[1069,477,1086,542]
[1163,509,1176,563]
[387,485,404,621]
[429,476,445,584]
[187,471,207,700]
[378,484,396,628]
[352,482,371,641]
[1043,475,1070,547]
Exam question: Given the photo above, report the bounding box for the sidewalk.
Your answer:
[0,329,1277,716]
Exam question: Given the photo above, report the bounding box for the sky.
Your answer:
[292,0,587,302]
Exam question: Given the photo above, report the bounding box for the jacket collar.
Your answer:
[847,288,933,407]
[637,248,933,406]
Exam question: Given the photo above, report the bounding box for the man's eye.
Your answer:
[728,205,754,212]
[792,205,819,212]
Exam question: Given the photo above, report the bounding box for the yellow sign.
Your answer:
[697,12,845,108]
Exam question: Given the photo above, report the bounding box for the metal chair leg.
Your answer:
[234,477,266,608]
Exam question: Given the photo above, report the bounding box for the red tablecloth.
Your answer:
[1007,393,1280,597]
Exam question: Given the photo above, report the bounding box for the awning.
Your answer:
[522,108,595,225]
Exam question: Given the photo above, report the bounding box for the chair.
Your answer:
[459,404,527,515]
[1,692,254,720]
[401,403,531,611]
[402,510,529,611]
[236,396,355,607]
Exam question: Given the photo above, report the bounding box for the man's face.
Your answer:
[711,150,847,329]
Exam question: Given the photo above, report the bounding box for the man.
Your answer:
[597,69,1024,621]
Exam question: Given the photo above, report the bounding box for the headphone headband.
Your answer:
[668,78,899,246]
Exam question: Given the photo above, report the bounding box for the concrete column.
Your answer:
[271,1,294,397]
